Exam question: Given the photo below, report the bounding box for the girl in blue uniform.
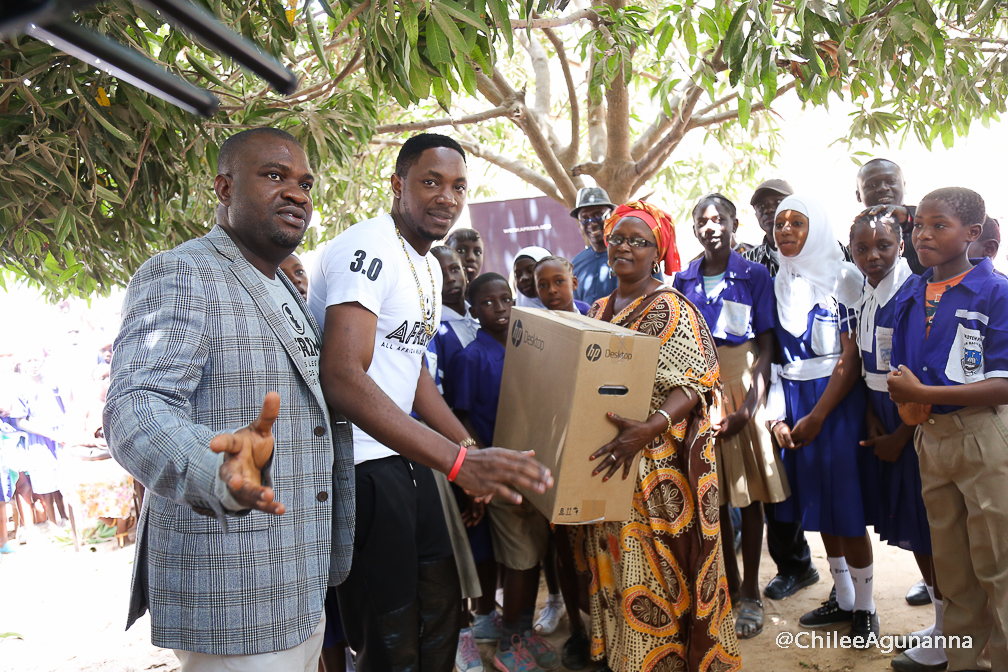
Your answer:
[768,195,879,644]
[673,193,788,640]
[850,208,944,670]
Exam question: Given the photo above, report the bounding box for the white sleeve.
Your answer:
[765,364,786,425]
[322,230,397,317]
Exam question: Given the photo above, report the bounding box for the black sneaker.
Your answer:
[799,597,853,627]
[849,610,879,648]
[562,629,590,670]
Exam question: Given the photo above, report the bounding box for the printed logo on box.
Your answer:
[510,319,544,351]
[586,343,602,362]
[511,320,524,347]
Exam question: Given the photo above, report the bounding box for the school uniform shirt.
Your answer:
[890,256,1008,415]
[427,306,480,406]
[450,330,505,448]
[857,259,914,392]
[309,214,443,464]
[574,299,590,315]
[672,251,775,346]
[572,247,617,305]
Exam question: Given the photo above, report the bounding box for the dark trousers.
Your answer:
[337,456,461,672]
[765,502,813,577]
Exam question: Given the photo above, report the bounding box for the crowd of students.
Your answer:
[345,155,1003,672]
[100,127,1007,672]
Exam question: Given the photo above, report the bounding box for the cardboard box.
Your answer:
[492,307,661,523]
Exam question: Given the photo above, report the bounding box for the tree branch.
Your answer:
[374,104,519,134]
[511,8,599,30]
[329,0,371,40]
[633,82,703,178]
[572,161,603,177]
[540,25,580,166]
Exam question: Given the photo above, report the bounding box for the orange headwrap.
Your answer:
[603,201,681,273]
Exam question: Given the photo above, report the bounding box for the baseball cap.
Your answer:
[750,179,794,205]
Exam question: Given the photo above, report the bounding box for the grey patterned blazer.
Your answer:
[104,225,355,655]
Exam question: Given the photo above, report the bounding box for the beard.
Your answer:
[269,224,305,250]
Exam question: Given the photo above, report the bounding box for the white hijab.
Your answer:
[774,196,864,337]
[513,246,551,309]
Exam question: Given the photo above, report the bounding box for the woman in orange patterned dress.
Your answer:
[574,202,741,672]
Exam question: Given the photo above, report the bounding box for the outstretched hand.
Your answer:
[453,448,553,505]
[209,392,286,515]
[589,412,656,482]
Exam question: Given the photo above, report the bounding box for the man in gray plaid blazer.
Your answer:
[105,128,351,671]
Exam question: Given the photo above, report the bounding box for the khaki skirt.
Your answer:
[714,341,791,507]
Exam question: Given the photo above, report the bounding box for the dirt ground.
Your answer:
[0,523,933,672]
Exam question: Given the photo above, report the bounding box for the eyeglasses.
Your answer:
[606,234,657,249]
[579,214,607,232]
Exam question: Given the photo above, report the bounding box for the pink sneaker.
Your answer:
[521,630,560,670]
[493,635,543,672]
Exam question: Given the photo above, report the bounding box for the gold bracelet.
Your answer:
[459,437,477,449]
[653,409,673,434]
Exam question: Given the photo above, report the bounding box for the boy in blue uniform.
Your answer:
[673,193,786,640]
[428,246,480,405]
[452,273,559,672]
[888,187,1008,672]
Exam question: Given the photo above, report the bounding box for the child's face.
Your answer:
[850,220,902,288]
[279,255,308,299]
[912,198,982,269]
[774,210,810,257]
[513,257,538,298]
[452,238,484,281]
[535,260,579,311]
[435,250,467,307]
[693,203,734,254]
[470,280,513,334]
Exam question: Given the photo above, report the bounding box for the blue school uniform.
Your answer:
[672,251,775,346]
[426,306,479,406]
[451,329,506,448]
[857,263,931,553]
[771,301,870,537]
[574,299,590,315]
[890,257,1008,415]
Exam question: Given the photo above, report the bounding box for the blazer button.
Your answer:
[317,491,329,502]
[314,426,326,437]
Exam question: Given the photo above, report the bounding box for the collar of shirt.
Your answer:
[897,257,995,312]
[442,305,472,324]
[678,251,751,294]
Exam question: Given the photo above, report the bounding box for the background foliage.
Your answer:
[2,0,1008,297]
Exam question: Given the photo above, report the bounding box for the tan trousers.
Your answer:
[917,405,1008,671]
[175,612,325,672]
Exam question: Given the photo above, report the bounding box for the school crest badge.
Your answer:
[945,323,985,384]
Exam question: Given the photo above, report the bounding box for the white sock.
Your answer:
[849,563,875,613]
[906,585,947,665]
[828,557,855,611]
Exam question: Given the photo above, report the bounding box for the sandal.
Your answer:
[735,597,764,639]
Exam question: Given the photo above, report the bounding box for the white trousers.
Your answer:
[175,612,325,672]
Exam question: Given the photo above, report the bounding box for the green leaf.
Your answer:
[305,3,333,76]
[70,80,136,144]
[402,0,419,46]
[430,4,466,62]
[848,0,867,19]
[439,1,488,33]
[486,0,512,53]
[738,96,751,127]
[54,205,73,244]
[425,21,452,66]
[185,52,233,90]
[724,4,750,65]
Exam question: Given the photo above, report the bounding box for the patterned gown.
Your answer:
[573,290,741,672]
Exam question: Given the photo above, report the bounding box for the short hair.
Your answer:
[980,216,1001,244]
[218,127,298,174]
[466,272,509,302]
[430,245,458,260]
[857,158,904,180]
[920,187,986,228]
[534,255,574,275]
[850,207,901,240]
[395,133,466,178]
[691,193,737,224]
[446,228,481,246]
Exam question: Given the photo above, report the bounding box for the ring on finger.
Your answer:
[607,453,617,462]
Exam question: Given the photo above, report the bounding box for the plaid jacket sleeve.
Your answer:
[104,247,228,520]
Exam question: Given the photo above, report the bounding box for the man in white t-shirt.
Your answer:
[310,134,553,671]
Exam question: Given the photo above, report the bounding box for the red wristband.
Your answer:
[448,445,467,482]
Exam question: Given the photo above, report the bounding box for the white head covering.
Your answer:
[514,246,552,264]
[773,195,864,337]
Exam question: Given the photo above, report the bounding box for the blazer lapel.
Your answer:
[203,227,324,409]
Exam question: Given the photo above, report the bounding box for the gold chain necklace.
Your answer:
[395,224,438,338]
